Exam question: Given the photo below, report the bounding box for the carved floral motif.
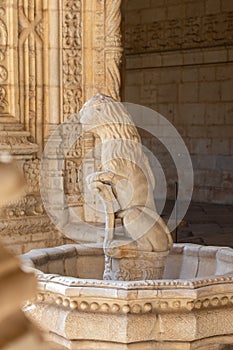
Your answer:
[2,195,44,219]
[18,0,46,150]
[24,159,40,194]
[0,4,8,112]
[62,0,82,119]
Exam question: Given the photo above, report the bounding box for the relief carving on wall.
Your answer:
[0,2,8,113]
[0,0,123,241]
[125,12,233,54]
[105,0,123,101]
[18,0,47,152]
[63,0,82,120]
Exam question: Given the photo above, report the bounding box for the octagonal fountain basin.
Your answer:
[22,243,233,350]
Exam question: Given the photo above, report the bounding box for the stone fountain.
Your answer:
[22,95,233,349]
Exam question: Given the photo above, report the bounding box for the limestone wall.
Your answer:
[123,0,233,204]
[0,0,122,254]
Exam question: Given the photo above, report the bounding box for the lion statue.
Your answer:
[80,94,172,259]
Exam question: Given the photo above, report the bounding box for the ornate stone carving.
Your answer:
[0,86,7,110]
[62,0,82,120]
[103,255,166,280]
[0,4,8,113]
[0,216,55,236]
[105,0,123,101]
[0,9,7,61]
[125,12,233,54]
[1,195,44,219]
[18,0,47,152]
[24,159,40,194]
[80,94,172,280]
[0,0,123,254]
[22,243,233,348]
[0,65,7,83]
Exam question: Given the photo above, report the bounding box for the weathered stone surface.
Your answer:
[23,243,233,348]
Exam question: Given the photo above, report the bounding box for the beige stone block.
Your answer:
[224,103,233,125]
[197,155,216,170]
[186,2,205,16]
[179,244,201,279]
[182,68,198,82]
[162,52,183,67]
[164,245,185,279]
[141,54,162,68]
[143,70,160,85]
[211,139,230,155]
[216,65,233,81]
[216,248,233,274]
[48,259,65,275]
[190,138,212,155]
[160,68,181,83]
[203,49,227,64]
[128,0,150,10]
[141,8,166,22]
[141,85,158,103]
[221,81,233,101]
[126,70,143,86]
[216,155,233,171]
[205,103,225,125]
[157,103,176,122]
[199,66,216,81]
[228,48,233,61]
[197,246,219,277]
[126,56,142,70]
[221,0,233,11]
[158,84,177,102]
[183,51,204,65]
[187,126,207,138]
[124,86,140,102]
[167,4,186,19]
[177,103,205,125]
[76,255,104,279]
[199,82,220,102]
[207,125,233,138]
[124,11,141,25]
[230,140,233,155]
[64,257,77,277]
[179,83,198,102]
[205,0,221,13]
[150,0,165,6]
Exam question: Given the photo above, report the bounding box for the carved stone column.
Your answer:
[0,0,123,252]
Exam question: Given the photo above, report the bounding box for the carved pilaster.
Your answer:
[0,0,124,249]
[83,0,123,101]
[18,0,48,155]
[105,0,123,101]
[62,0,82,121]
[0,1,19,122]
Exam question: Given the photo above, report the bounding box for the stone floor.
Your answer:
[163,200,233,247]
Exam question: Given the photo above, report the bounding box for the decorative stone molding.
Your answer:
[0,1,18,120]
[22,244,233,347]
[105,0,123,100]
[0,0,123,250]
[125,12,233,55]
[62,0,82,120]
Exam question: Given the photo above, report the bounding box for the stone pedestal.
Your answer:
[103,250,169,280]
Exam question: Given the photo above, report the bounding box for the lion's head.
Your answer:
[80,94,155,189]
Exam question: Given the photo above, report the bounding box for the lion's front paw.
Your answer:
[86,173,98,186]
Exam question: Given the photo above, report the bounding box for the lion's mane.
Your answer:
[80,94,155,189]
